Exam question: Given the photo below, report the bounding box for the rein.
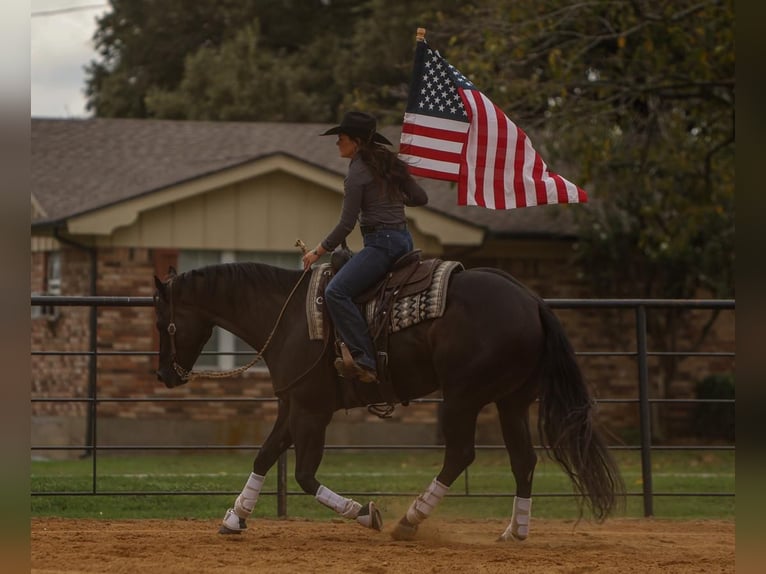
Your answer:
[166,266,312,382]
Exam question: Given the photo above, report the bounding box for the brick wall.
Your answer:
[31,245,735,450]
[31,248,91,418]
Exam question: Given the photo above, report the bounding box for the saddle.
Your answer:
[305,249,463,416]
[353,250,442,339]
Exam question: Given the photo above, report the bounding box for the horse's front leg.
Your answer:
[220,399,293,534]
[292,404,382,531]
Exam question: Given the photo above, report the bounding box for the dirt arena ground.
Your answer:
[31,517,734,573]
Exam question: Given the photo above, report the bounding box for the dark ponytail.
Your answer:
[357,141,411,201]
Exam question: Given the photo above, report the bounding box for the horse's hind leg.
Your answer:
[391,401,481,540]
[220,399,293,534]
[495,395,537,542]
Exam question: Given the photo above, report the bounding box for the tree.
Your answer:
[332,0,468,124]
[144,24,342,122]
[85,0,368,118]
[85,0,263,117]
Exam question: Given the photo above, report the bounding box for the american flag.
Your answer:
[399,39,588,209]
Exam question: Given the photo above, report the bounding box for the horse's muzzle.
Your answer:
[156,367,179,388]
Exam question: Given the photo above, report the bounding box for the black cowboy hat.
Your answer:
[320,111,393,146]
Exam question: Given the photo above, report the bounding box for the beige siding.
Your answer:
[103,173,340,251]
[95,169,467,255]
[62,155,482,253]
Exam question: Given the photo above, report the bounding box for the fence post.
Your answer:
[83,302,98,457]
[85,303,99,493]
[277,452,288,517]
[635,305,654,517]
[276,395,288,518]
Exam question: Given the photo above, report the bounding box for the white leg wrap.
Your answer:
[315,485,362,519]
[500,496,532,541]
[233,472,265,519]
[406,478,449,525]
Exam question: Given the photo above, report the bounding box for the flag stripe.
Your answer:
[402,112,470,135]
[399,132,464,154]
[402,163,460,182]
[533,152,547,205]
[513,122,529,208]
[399,143,461,168]
[471,91,490,207]
[491,102,508,210]
[398,152,461,178]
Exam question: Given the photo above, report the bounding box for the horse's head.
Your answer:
[153,268,214,388]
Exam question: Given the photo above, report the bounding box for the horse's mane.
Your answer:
[177,262,303,298]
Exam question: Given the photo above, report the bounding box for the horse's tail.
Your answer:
[536,301,625,521]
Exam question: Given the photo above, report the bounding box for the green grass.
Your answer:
[31,449,734,520]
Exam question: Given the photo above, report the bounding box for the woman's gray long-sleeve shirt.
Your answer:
[320,154,429,252]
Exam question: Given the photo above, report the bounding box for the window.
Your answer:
[177,250,301,370]
[32,251,62,321]
[46,251,62,295]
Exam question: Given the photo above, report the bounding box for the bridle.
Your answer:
[161,276,201,382]
[160,268,312,382]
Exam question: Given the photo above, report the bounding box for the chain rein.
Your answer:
[167,241,312,381]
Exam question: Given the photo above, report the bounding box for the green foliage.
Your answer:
[145,24,340,122]
[85,0,463,123]
[86,0,263,117]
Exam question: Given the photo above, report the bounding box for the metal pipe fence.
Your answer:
[31,295,735,517]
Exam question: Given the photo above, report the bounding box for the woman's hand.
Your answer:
[301,246,324,270]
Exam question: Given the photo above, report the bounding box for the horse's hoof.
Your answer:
[219,508,247,534]
[390,517,418,541]
[356,501,383,531]
[497,530,526,542]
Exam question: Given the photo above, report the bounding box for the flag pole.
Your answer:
[416,27,426,42]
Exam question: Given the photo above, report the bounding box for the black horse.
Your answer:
[153,261,623,541]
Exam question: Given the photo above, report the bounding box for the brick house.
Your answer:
[31,118,734,456]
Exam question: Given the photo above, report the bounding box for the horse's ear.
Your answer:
[168,266,178,278]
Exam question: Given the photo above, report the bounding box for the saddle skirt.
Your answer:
[306,259,464,341]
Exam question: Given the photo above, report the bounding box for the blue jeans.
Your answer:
[324,229,413,370]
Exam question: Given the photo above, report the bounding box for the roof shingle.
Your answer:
[32,118,579,237]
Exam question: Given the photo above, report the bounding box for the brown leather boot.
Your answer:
[351,363,378,384]
[334,358,378,383]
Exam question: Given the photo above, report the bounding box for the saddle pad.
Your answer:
[363,260,463,333]
[306,263,334,340]
[306,260,463,341]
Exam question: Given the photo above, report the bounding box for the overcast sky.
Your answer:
[31,1,109,118]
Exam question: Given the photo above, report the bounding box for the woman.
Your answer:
[302,111,428,385]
